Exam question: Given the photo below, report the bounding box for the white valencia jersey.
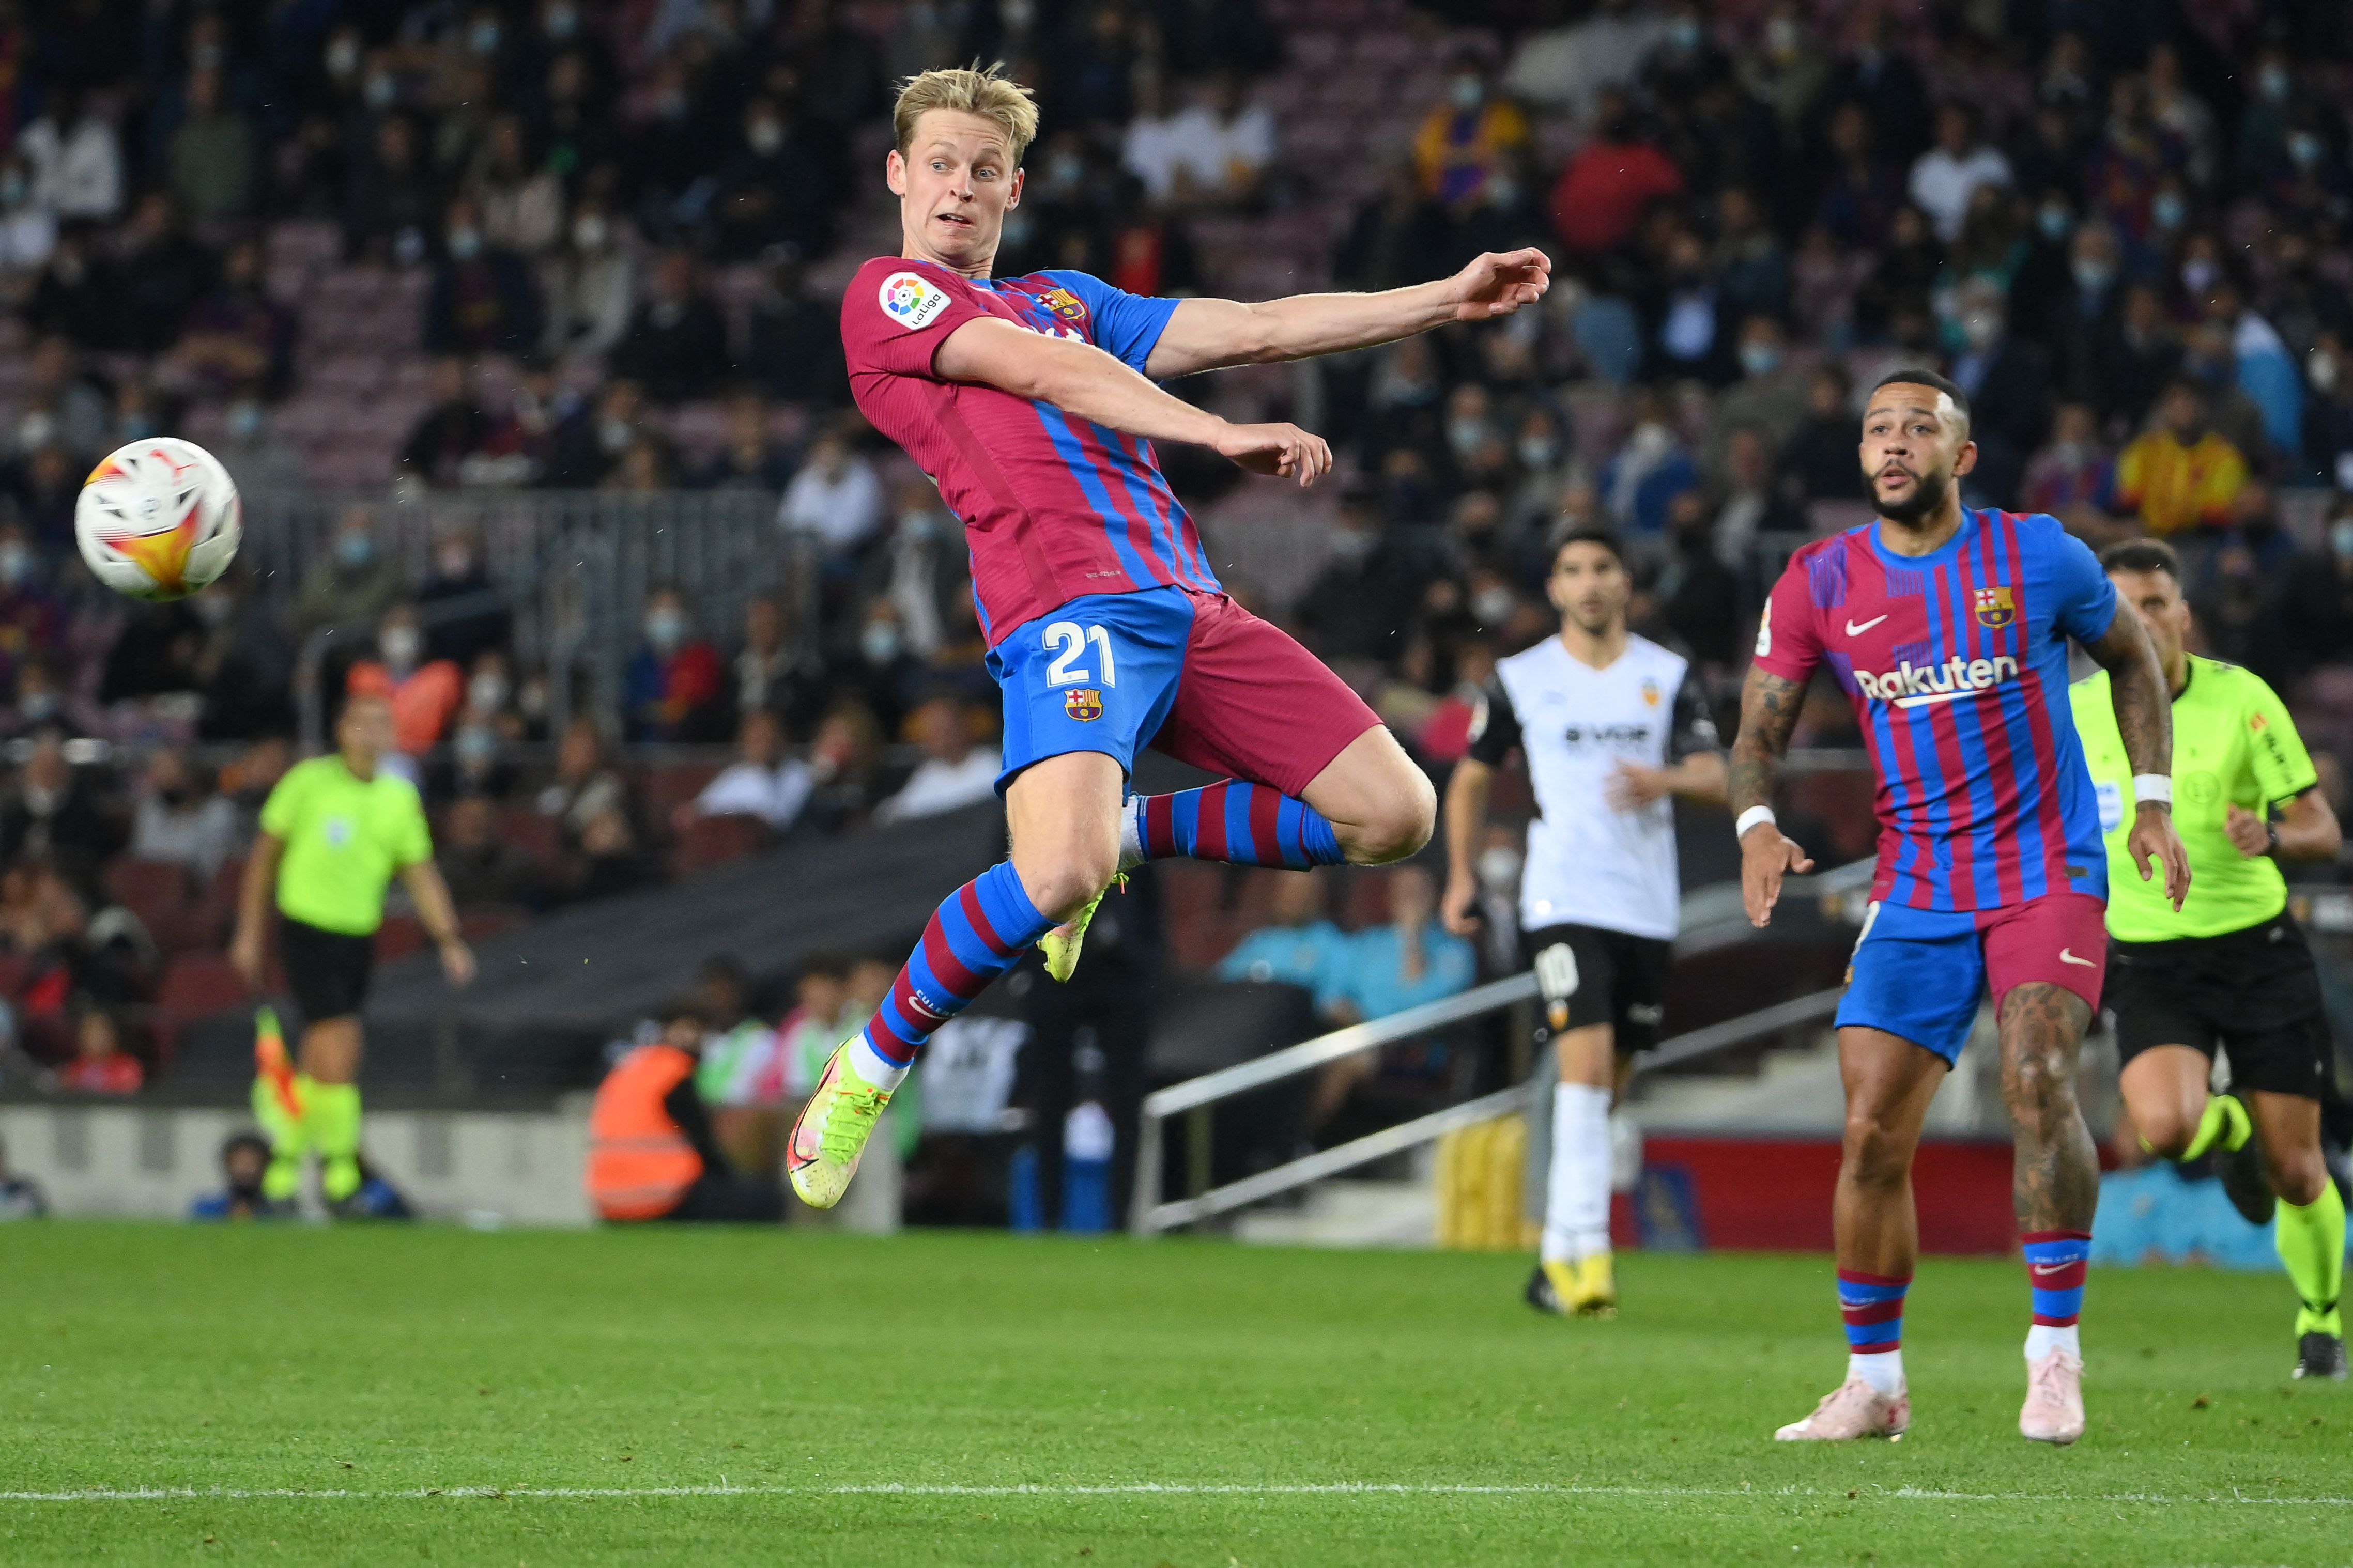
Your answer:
[1467,634,1719,940]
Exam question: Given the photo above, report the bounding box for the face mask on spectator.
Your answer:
[437,545,475,579]
[1486,175,1520,208]
[1048,151,1084,186]
[227,401,262,441]
[1449,74,1484,111]
[897,509,937,542]
[749,119,785,156]
[0,172,25,209]
[1475,845,1521,891]
[1517,436,1559,469]
[1666,19,1701,52]
[860,621,902,664]
[2312,349,2341,394]
[1739,341,1781,378]
[337,533,375,569]
[1446,418,1489,458]
[1765,16,1800,57]
[470,672,509,712]
[16,412,54,454]
[365,72,398,108]
[658,88,688,121]
[2288,132,2324,169]
[1329,525,1377,562]
[2260,65,2290,102]
[573,214,609,252]
[2180,256,2217,296]
[195,591,232,624]
[2037,204,2072,242]
[470,19,501,53]
[0,544,31,588]
[19,692,56,722]
[1473,585,1516,625]
[2070,258,2114,295]
[326,35,361,80]
[2151,192,2188,232]
[456,725,499,766]
[381,626,423,671]
[1961,311,2002,349]
[599,416,634,455]
[544,3,578,38]
[448,227,483,261]
[645,609,686,651]
[2332,520,2353,560]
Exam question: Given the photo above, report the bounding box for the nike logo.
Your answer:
[2029,1262,2075,1278]
[1845,615,1889,635]
[2059,949,2095,967]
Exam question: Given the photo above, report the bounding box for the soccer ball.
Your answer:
[75,437,243,602]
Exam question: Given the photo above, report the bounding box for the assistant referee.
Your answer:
[231,692,474,1210]
[2072,539,2346,1380]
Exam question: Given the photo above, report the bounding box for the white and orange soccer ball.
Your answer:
[74,437,243,602]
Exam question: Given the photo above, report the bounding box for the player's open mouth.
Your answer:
[935,212,974,228]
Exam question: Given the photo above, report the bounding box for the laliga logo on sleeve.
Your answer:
[880,271,950,330]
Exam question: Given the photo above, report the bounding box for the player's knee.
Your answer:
[2000,1046,2076,1123]
[1013,845,1119,923]
[1338,769,1436,866]
[2266,1147,2329,1207]
[1840,1112,1914,1191]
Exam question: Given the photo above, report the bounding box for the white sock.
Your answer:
[846,1035,910,1093]
[2024,1323,2080,1362]
[1540,1085,1613,1264]
[1117,796,1144,871]
[1849,1349,1904,1396]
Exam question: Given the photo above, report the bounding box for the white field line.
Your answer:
[0,1482,2348,1507]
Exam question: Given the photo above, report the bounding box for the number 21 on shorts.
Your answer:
[1042,620,1117,688]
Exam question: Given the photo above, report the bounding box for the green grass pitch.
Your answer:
[1,1224,2346,1565]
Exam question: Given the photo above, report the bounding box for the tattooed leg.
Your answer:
[1997,982,2100,1234]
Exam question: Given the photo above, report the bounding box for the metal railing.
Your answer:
[1129,863,1869,1235]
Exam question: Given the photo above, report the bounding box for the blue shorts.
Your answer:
[1835,892,2109,1064]
[987,585,1194,794]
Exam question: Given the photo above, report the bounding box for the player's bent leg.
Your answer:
[1531,1024,1617,1318]
[2249,1090,2347,1377]
[1008,751,1127,922]
[298,1017,366,1206]
[2117,1045,2215,1159]
[1301,727,1438,865]
[1997,983,2097,1444]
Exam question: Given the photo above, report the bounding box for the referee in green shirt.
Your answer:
[230,692,474,1209]
[2072,539,2346,1379]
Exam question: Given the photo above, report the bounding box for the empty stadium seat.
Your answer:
[674,813,774,876]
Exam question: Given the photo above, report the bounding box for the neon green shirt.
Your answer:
[258,756,433,936]
[2070,656,2317,941]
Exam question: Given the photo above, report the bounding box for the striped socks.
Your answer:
[2022,1229,2091,1361]
[852,862,1055,1090]
[1122,782,1345,871]
[1838,1269,1910,1395]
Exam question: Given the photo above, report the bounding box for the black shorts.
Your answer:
[280,916,376,1024]
[1523,923,1673,1055]
[2106,911,2335,1099]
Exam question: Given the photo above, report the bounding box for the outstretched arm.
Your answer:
[1144,249,1552,379]
[934,316,1332,486]
[1439,758,1493,937]
[2084,607,2190,910]
[1730,668,1814,927]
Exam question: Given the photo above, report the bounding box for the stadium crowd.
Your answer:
[0,0,2351,1099]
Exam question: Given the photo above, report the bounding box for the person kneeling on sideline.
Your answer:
[588,999,786,1223]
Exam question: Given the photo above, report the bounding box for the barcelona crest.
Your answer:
[1064,687,1104,722]
[1972,585,2016,629]
[1041,287,1087,322]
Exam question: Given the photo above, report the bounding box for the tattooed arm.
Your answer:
[2084,605,2191,910]
[1732,666,1816,927]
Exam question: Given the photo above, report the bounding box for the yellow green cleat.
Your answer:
[787,1041,895,1209]
[1038,874,1125,983]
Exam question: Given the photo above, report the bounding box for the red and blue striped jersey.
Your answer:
[842,257,1221,646]
[1754,508,2118,912]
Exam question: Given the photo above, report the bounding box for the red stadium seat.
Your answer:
[103,857,196,926]
[673,813,773,876]
[499,809,564,867]
[153,953,253,1061]
[643,763,724,833]
[375,914,429,961]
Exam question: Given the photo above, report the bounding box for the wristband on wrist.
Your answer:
[2266,821,2282,856]
[1735,805,1778,840]
[2132,773,2172,806]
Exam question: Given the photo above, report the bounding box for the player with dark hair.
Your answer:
[2074,537,2347,1380]
[1734,368,2188,1443]
[1441,522,1724,1318]
[789,64,1551,1206]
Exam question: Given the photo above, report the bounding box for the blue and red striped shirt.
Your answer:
[842,257,1220,646]
[1754,508,2117,912]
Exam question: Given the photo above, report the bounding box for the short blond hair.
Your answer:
[893,63,1040,167]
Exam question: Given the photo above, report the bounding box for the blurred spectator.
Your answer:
[2269,504,2353,682]
[1216,870,1351,1018]
[1641,229,1730,384]
[167,67,257,220]
[58,1006,140,1096]
[2306,332,2353,490]
[602,437,675,492]
[436,696,518,802]
[744,246,847,407]
[212,398,309,494]
[543,377,642,489]
[5,441,79,553]
[694,955,787,1174]
[21,229,107,350]
[697,393,795,490]
[189,1132,276,1221]
[0,855,88,959]
[586,996,783,1223]
[624,585,726,742]
[1294,488,1431,664]
[1947,278,2050,506]
[0,734,117,868]
[471,114,564,258]
[1336,864,1473,1022]
[542,197,635,362]
[1413,55,1529,210]
[610,251,729,402]
[20,88,122,222]
[1335,161,1453,293]
[537,716,632,844]
[436,794,545,908]
[1152,71,1275,209]
[173,239,298,400]
[129,748,239,879]
[711,96,840,261]
[683,710,812,834]
[1601,391,1698,538]
[2210,281,2304,461]
[24,335,111,460]
[112,194,217,355]
[1705,426,1803,570]
[777,430,884,557]
[194,569,297,741]
[345,112,442,267]
[872,695,997,825]
[1710,316,1808,463]
[871,480,964,661]
[2022,402,2119,536]
[2113,382,2248,538]
[1782,363,1858,501]
[414,525,511,671]
[1909,105,2010,245]
[0,154,57,285]
[0,523,65,697]
[401,356,495,487]
[1549,89,1682,256]
[99,599,206,707]
[424,197,543,355]
[347,604,465,755]
[1659,491,1744,665]
[0,1134,47,1217]
[803,702,886,828]
[730,592,825,733]
[295,507,405,640]
[1506,0,1667,121]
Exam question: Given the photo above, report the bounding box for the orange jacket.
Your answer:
[346,658,464,753]
[585,1044,703,1220]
